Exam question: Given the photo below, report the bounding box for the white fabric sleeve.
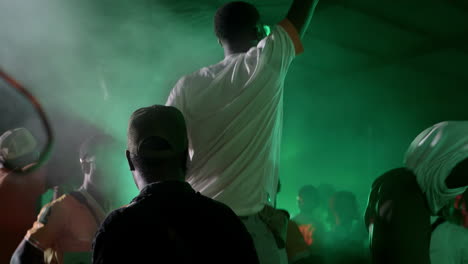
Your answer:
[165,77,185,111]
[256,24,299,78]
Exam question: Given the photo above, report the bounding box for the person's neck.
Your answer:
[223,42,254,58]
[81,182,109,211]
[138,170,185,191]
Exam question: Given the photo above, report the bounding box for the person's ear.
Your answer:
[126,150,135,171]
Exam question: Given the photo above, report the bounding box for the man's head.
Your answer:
[0,127,39,170]
[126,105,188,190]
[214,1,266,51]
[79,134,120,191]
[297,185,320,213]
[329,191,360,226]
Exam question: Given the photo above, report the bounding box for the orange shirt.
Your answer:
[286,220,309,260]
[0,167,45,263]
[25,189,106,264]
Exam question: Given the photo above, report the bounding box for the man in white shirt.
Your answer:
[166,1,319,263]
[431,221,468,264]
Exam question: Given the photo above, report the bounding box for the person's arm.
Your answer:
[12,198,66,264]
[286,0,320,38]
[10,240,44,264]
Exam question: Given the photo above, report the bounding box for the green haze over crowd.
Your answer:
[1,0,466,216]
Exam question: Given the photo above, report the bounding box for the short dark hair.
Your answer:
[214,1,260,41]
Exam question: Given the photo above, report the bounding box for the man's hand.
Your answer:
[286,0,320,38]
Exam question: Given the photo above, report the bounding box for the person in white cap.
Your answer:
[0,128,47,263]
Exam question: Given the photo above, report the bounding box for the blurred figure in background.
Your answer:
[0,128,47,263]
[365,121,468,264]
[293,185,326,255]
[273,179,324,264]
[92,105,259,264]
[325,191,368,264]
[430,190,468,264]
[11,135,120,264]
[317,183,336,231]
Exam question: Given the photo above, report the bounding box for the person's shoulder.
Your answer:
[44,193,73,211]
[195,193,238,216]
[180,61,222,81]
[444,222,468,234]
[99,204,137,229]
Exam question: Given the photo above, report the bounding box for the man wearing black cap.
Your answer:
[92,105,259,264]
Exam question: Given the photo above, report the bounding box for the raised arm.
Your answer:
[286,0,320,38]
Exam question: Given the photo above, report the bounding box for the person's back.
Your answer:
[93,105,259,264]
[431,192,468,264]
[93,180,258,263]
[166,0,318,216]
[166,2,320,262]
[167,20,299,216]
[431,221,468,264]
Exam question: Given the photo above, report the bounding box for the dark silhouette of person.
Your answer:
[92,105,259,264]
[365,121,468,264]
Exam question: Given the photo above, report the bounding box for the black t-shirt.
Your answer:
[92,181,259,264]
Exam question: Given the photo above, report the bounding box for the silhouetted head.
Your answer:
[329,191,360,227]
[214,1,267,54]
[126,105,188,191]
[79,134,120,191]
[0,127,39,170]
[298,185,320,213]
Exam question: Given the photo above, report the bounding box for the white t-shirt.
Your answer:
[166,20,302,216]
[431,222,468,264]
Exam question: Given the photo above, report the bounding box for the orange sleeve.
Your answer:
[278,19,304,55]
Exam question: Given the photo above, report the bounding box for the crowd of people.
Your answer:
[1,0,467,263]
